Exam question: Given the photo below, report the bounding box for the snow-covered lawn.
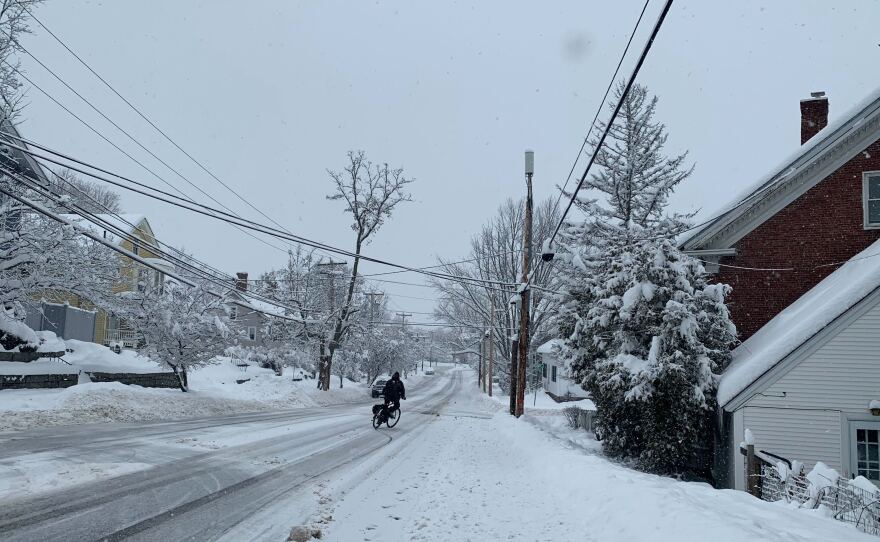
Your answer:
[0,362,432,433]
[0,338,163,375]
[324,371,872,542]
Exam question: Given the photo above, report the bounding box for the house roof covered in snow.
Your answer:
[718,238,880,407]
[223,289,287,318]
[0,119,51,187]
[59,213,152,247]
[680,87,880,250]
[537,339,563,354]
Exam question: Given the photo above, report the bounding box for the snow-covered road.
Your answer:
[0,367,872,541]
[0,370,458,541]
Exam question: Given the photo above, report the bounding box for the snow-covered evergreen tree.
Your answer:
[555,82,736,476]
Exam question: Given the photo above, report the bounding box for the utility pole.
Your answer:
[509,297,518,415]
[365,291,383,382]
[366,292,384,324]
[488,298,495,397]
[315,260,347,390]
[477,334,484,389]
[396,312,412,376]
[516,150,534,418]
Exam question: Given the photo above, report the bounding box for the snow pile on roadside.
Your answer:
[0,362,372,433]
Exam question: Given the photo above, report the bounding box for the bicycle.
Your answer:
[372,402,401,429]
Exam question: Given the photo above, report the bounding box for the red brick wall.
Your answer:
[715,139,880,341]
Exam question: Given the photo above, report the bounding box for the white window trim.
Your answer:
[247,326,257,341]
[862,171,880,229]
[845,417,880,485]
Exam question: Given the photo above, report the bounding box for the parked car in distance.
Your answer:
[425,367,435,375]
[371,378,388,398]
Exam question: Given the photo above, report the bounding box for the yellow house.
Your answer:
[51,214,174,347]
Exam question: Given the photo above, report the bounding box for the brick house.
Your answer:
[680,88,880,489]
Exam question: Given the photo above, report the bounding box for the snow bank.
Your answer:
[718,238,880,406]
[0,361,373,432]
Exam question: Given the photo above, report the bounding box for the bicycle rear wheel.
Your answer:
[386,407,401,428]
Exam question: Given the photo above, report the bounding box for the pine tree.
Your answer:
[555,82,736,477]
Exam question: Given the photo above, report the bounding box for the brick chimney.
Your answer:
[235,271,248,292]
[800,91,828,145]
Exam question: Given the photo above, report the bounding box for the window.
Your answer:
[132,241,140,256]
[247,326,257,341]
[551,365,557,382]
[229,305,237,320]
[136,268,149,293]
[857,428,880,481]
[863,172,880,227]
[542,363,547,379]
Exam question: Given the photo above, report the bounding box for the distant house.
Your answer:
[537,339,588,402]
[223,272,286,348]
[451,350,479,365]
[680,88,880,489]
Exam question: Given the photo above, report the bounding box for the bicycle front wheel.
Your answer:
[372,413,382,429]
[386,407,401,428]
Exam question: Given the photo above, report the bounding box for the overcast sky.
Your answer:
[16,0,880,318]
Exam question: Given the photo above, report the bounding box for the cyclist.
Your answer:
[382,372,406,414]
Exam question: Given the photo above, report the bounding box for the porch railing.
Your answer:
[104,329,141,348]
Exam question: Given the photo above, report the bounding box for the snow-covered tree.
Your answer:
[129,281,231,391]
[555,82,736,476]
[0,0,43,120]
[432,197,561,393]
[50,168,123,214]
[316,151,413,390]
[0,187,121,349]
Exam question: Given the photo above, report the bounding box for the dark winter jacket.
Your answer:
[382,378,406,402]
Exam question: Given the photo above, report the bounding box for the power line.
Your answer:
[23,9,310,257]
[2,58,292,256]
[4,131,520,292]
[551,0,652,217]
[549,0,675,247]
[2,160,306,318]
[6,166,306,320]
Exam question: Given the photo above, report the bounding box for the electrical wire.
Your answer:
[3,132,520,291]
[551,0,652,217]
[6,166,307,319]
[2,58,293,256]
[22,9,316,258]
[549,0,675,247]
